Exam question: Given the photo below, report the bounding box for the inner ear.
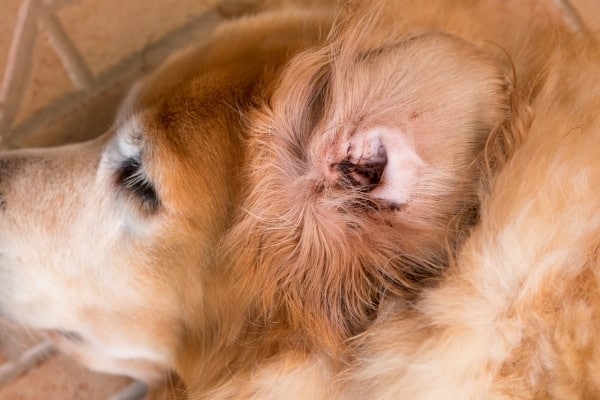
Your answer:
[332,126,424,205]
[337,159,386,190]
[321,33,513,210]
[336,129,387,191]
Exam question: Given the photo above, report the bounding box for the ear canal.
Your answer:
[330,126,387,191]
[336,157,387,191]
[330,126,424,205]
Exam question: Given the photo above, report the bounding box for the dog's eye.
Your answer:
[116,158,160,212]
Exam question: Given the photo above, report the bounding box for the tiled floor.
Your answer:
[0,0,599,399]
[0,0,224,149]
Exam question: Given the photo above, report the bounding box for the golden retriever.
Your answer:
[0,0,512,394]
[0,5,333,392]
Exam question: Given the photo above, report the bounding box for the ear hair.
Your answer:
[224,3,531,355]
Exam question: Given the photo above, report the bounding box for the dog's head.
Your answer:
[0,9,331,385]
[225,6,524,352]
[0,45,249,385]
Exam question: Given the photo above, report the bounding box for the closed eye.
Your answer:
[116,158,160,212]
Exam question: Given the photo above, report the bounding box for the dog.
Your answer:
[0,5,333,392]
[1,0,588,398]
[334,1,600,399]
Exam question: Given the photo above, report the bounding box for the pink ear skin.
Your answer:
[332,126,424,207]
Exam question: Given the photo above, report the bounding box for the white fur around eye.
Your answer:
[97,116,144,182]
[115,116,144,161]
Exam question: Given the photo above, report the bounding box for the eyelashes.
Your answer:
[116,158,160,212]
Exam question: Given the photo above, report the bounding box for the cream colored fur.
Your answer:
[340,1,600,399]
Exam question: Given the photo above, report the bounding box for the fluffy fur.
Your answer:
[1,1,592,399]
[200,1,528,397]
[340,1,600,399]
[223,8,521,355]
[203,1,592,398]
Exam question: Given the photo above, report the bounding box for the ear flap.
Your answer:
[318,32,513,214]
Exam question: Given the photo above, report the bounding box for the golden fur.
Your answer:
[196,0,596,397]
[199,0,528,397]
[336,1,600,399]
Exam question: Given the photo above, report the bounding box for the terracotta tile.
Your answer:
[1,0,223,148]
[0,0,22,84]
[57,0,220,77]
[12,30,74,128]
[0,353,131,399]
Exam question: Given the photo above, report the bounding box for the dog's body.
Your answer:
[0,6,333,391]
[338,2,600,399]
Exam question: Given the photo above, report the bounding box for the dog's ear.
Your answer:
[314,32,515,213]
[228,29,521,353]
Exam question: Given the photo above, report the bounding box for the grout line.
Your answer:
[107,381,147,400]
[0,0,39,139]
[37,2,95,90]
[4,8,224,147]
[0,341,57,388]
